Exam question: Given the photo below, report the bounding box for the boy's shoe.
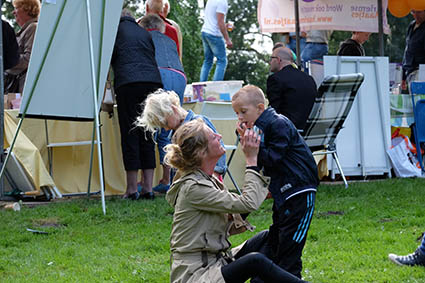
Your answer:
[388,248,425,266]
[153,183,170,194]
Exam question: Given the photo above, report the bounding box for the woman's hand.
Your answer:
[240,127,260,167]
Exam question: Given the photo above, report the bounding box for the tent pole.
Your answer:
[294,0,301,67]
[86,123,96,196]
[86,0,106,215]
[378,0,384,56]
[0,6,4,198]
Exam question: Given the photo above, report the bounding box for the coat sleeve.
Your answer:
[185,170,269,214]
[258,120,291,168]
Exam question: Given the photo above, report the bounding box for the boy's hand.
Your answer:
[240,128,260,166]
[236,121,254,137]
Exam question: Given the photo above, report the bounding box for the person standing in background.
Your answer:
[401,9,425,91]
[145,0,180,57]
[161,0,183,61]
[139,14,186,194]
[4,0,40,94]
[199,0,232,82]
[337,31,371,56]
[2,19,19,71]
[267,47,317,130]
[111,9,163,200]
[301,30,332,72]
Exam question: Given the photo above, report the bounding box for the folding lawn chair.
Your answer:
[302,73,365,188]
[200,101,241,193]
[409,82,425,172]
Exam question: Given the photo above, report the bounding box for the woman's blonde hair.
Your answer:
[136,89,184,134]
[164,119,208,173]
[13,0,40,18]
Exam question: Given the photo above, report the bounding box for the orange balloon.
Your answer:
[407,0,425,10]
[388,0,411,18]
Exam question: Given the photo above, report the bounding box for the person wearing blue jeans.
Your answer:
[388,234,425,266]
[301,30,332,73]
[286,32,306,55]
[199,0,232,82]
[200,32,228,81]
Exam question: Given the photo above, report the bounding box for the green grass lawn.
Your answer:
[1,178,425,282]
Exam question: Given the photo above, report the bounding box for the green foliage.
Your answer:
[167,0,203,84]
[225,0,270,91]
[2,0,18,29]
[123,0,144,19]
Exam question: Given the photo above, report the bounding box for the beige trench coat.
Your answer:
[166,169,270,283]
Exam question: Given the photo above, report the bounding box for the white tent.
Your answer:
[0,0,124,214]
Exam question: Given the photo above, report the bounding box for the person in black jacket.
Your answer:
[266,46,317,130]
[402,9,425,92]
[111,9,163,200]
[337,31,371,56]
[2,20,19,70]
[232,85,319,279]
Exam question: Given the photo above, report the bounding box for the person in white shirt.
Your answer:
[199,0,232,81]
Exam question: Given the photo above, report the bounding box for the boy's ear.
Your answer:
[257,103,265,112]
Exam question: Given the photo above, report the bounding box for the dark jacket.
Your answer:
[266,65,317,130]
[111,16,162,90]
[403,20,425,80]
[2,20,19,70]
[337,38,365,56]
[255,107,319,210]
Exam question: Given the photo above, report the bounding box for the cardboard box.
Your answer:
[4,93,22,110]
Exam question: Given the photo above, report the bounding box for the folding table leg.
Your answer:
[226,168,241,194]
[332,152,348,189]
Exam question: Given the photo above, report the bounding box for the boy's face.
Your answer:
[232,96,264,126]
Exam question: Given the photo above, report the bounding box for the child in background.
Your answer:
[231,85,319,279]
[136,89,227,180]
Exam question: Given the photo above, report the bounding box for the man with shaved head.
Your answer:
[266,46,317,130]
[145,0,180,56]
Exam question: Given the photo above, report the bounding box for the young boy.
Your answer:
[232,85,319,279]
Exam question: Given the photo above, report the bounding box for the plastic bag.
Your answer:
[387,134,422,178]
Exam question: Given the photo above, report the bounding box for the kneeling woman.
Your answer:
[164,119,305,283]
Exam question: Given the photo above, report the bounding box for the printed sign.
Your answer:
[258,0,390,34]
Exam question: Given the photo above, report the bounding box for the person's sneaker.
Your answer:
[153,183,170,194]
[388,248,425,266]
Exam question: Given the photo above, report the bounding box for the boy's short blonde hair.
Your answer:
[232,85,265,106]
[136,89,182,134]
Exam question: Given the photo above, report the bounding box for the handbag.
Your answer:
[387,134,422,178]
[4,73,21,94]
[101,69,115,115]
